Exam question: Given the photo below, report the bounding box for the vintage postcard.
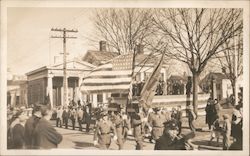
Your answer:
[0,0,249,155]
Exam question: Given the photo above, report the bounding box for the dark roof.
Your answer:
[200,72,228,84]
[82,50,119,66]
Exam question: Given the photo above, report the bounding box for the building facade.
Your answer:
[26,59,95,108]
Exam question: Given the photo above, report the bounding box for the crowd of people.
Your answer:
[205,94,243,150]
[7,104,62,149]
[7,92,243,150]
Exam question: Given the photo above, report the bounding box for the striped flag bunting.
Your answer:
[80,54,134,94]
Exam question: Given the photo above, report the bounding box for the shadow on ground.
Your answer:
[73,141,94,149]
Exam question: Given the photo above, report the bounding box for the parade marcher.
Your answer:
[62,107,69,129]
[93,111,117,150]
[222,114,231,150]
[209,115,222,146]
[154,119,194,150]
[70,108,77,130]
[110,109,125,150]
[77,107,84,131]
[33,106,62,149]
[24,104,42,149]
[186,105,196,132]
[56,106,63,128]
[148,107,166,143]
[205,97,217,130]
[121,109,131,143]
[176,105,183,135]
[130,109,144,150]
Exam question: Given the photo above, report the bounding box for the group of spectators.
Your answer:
[205,95,243,150]
[7,104,62,149]
[132,80,166,96]
[55,104,92,132]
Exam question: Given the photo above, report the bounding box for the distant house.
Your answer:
[7,75,28,108]
[80,44,170,107]
[200,72,231,100]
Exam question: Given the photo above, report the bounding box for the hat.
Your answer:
[100,111,108,117]
[163,120,179,130]
[153,107,161,112]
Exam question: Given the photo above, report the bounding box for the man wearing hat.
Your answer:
[93,111,117,150]
[154,119,186,150]
[24,104,42,149]
[148,107,167,143]
[130,109,144,150]
[33,106,63,149]
[108,104,127,150]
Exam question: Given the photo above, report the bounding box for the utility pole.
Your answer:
[51,28,78,107]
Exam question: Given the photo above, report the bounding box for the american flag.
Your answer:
[80,54,134,94]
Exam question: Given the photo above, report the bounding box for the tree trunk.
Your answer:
[192,72,199,116]
[231,79,236,105]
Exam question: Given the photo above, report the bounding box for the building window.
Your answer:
[16,96,20,106]
[97,94,103,103]
[216,84,221,90]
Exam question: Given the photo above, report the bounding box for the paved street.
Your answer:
[50,105,235,150]
[54,126,155,150]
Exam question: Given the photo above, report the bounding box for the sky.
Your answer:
[6,7,222,77]
[7,7,97,75]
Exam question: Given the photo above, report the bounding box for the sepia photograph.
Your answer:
[0,0,249,155]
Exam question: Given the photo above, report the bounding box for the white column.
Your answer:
[61,87,64,107]
[10,92,15,107]
[47,74,54,108]
[103,93,107,104]
[184,83,186,95]
[92,93,98,108]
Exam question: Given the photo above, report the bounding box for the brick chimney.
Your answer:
[99,41,107,51]
[136,44,144,54]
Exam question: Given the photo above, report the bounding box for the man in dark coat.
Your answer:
[33,109,62,149]
[205,98,216,130]
[154,119,192,150]
[62,108,69,129]
[85,105,92,132]
[12,115,26,149]
[24,105,42,149]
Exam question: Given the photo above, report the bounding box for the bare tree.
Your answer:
[217,30,243,105]
[153,8,243,114]
[92,8,155,54]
